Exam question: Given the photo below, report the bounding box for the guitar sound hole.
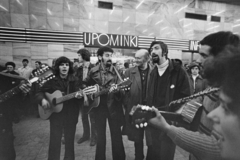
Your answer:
[52,98,56,105]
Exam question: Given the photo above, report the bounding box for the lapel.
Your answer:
[131,66,142,90]
[146,64,153,92]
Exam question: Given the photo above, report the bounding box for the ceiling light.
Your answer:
[233,24,240,28]
[47,9,52,15]
[0,5,8,11]
[117,27,121,30]
[136,0,144,9]
[161,27,168,30]
[143,29,147,33]
[183,23,192,27]
[174,5,188,14]
[110,7,115,14]
[124,16,129,22]
[31,14,37,20]
[179,18,185,22]
[213,10,225,16]
[55,22,60,26]
[147,11,155,18]
[16,0,23,6]
[89,13,91,19]
[67,2,70,10]
[155,20,163,25]
[206,25,219,31]
[149,33,153,36]
[126,31,130,34]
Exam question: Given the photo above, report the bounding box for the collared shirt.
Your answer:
[18,66,33,79]
[82,62,90,80]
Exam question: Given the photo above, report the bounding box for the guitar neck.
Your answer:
[159,111,184,123]
[56,91,79,104]
[0,85,21,103]
[93,88,109,98]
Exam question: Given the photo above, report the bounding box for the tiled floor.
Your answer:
[13,116,189,160]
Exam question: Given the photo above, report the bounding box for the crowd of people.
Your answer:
[1,30,240,160]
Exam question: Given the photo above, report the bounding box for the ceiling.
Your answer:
[200,0,240,6]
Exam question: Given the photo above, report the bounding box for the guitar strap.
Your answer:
[113,66,123,82]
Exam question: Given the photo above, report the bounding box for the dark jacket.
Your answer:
[146,59,191,145]
[123,65,152,142]
[75,63,95,88]
[189,74,208,94]
[83,64,125,126]
[35,75,81,124]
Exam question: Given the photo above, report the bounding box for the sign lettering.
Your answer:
[84,32,138,49]
[189,40,200,51]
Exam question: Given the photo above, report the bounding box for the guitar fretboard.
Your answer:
[56,91,79,104]
[0,86,21,103]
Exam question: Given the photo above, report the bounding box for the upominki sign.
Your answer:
[84,32,138,49]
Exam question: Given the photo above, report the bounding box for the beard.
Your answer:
[151,53,159,64]
[104,59,112,67]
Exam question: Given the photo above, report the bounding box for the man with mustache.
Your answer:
[145,41,191,160]
[83,46,125,160]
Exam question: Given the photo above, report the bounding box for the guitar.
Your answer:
[130,87,219,127]
[0,66,54,104]
[38,86,98,120]
[84,78,132,114]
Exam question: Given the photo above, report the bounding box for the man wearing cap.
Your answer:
[83,46,125,160]
[145,41,191,160]
[188,62,207,94]
[75,48,97,146]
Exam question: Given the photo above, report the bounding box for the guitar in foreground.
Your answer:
[84,78,132,114]
[130,87,219,128]
[38,86,98,120]
[0,66,54,104]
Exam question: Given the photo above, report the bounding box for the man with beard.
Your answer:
[138,31,240,160]
[145,41,191,160]
[124,49,152,160]
[75,48,97,146]
[83,46,125,160]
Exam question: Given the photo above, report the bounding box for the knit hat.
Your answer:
[189,62,200,70]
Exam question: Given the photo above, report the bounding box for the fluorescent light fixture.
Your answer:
[55,22,60,27]
[117,27,121,30]
[155,20,163,25]
[185,30,193,33]
[206,25,219,31]
[91,0,93,4]
[47,9,52,15]
[135,24,140,27]
[72,18,74,23]
[143,29,147,33]
[16,0,23,6]
[233,24,240,28]
[179,18,185,22]
[213,10,225,15]
[67,2,70,10]
[136,0,144,9]
[105,22,107,25]
[161,27,168,30]
[0,5,8,11]
[183,23,192,27]
[89,13,91,19]
[174,5,188,14]
[149,33,154,36]
[31,14,37,20]
[124,16,129,22]
[110,7,115,14]
[147,11,155,18]
[126,31,130,34]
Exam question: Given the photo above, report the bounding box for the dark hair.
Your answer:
[5,62,16,68]
[35,61,42,65]
[77,48,91,61]
[97,46,113,57]
[200,31,240,57]
[22,59,29,63]
[189,62,200,70]
[204,46,240,113]
[149,41,168,58]
[124,62,129,68]
[54,56,74,75]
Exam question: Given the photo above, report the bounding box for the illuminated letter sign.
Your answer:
[189,40,200,51]
[84,32,138,49]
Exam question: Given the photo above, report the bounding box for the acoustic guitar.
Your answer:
[130,87,219,127]
[0,66,54,104]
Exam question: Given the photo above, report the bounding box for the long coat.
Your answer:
[123,65,152,142]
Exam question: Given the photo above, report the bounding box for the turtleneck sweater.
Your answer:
[156,59,169,76]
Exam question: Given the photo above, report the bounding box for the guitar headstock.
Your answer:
[83,85,98,95]
[37,73,55,87]
[30,66,55,86]
[129,105,155,128]
[117,78,132,91]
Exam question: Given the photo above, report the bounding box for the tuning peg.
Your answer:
[140,123,143,128]
[144,122,148,127]
[135,124,139,129]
